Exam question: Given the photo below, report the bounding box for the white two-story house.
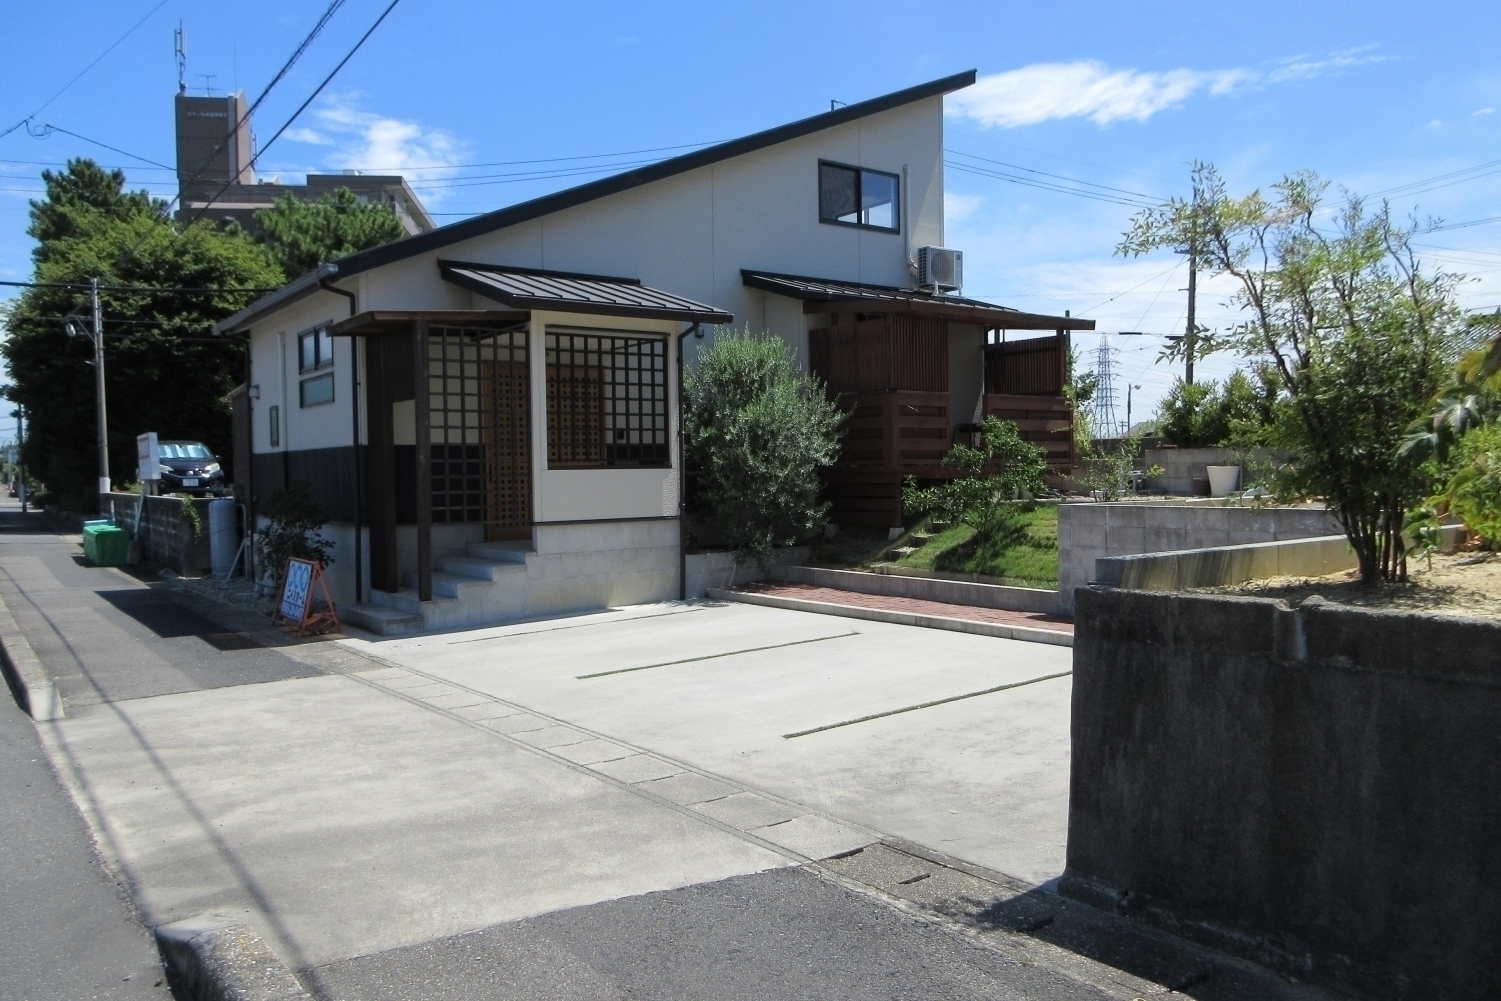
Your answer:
[215,69,1092,635]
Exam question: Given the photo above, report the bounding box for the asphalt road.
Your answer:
[304,867,1109,1001]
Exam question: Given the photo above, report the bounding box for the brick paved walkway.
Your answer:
[729,581,1074,634]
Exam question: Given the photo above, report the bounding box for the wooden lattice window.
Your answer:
[546,329,668,469]
[428,326,530,530]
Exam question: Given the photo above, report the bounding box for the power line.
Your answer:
[0,0,170,139]
[25,121,175,170]
[185,0,404,228]
[0,279,280,292]
[944,160,1156,209]
[170,0,352,219]
[1370,157,1501,199]
[944,149,1165,202]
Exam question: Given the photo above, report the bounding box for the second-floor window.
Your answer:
[818,161,899,232]
[299,325,334,372]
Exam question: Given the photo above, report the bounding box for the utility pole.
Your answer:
[92,277,110,497]
[16,407,26,513]
[1126,383,1142,436]
[1184,235,1197,385]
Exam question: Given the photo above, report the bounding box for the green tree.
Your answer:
[683,329,844,564]
[1156,370,1276,447]
[254,187,407,279]
[3,159,283,511]
[1120,164,1463,583]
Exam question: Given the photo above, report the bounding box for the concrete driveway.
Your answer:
[345,599,1074,885]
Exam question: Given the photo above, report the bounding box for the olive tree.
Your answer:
[683,329,844,564]
[1120,164,1463,583]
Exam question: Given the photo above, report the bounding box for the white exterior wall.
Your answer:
[247,289,355,456]
[242,95,944,621]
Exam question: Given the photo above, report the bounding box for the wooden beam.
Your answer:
[330,310,530,338]
[800,297,1095,330]
[365,335,399,593]
[413,320,432,603]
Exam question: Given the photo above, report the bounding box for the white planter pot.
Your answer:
[1206,465,1241,497]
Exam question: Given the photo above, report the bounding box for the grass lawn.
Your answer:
[891,504,1059,586]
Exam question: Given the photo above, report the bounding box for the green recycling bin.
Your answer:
[83,523,129,566]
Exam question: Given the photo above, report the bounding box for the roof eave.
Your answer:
[212,263,339,334]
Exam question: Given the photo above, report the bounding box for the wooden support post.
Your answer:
[413,319,432,603]
[366,336,399,593]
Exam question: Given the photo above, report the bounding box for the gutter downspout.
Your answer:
[676,322,701,601]
[319,271,361,604]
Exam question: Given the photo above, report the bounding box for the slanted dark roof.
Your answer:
[441,261,733,324]
[214,70,976,335]
[741,270,1095,331]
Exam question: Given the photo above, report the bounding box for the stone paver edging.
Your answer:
[707,587,1074,648]
[0,587,62,720]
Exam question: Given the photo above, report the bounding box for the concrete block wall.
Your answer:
[526,520,681,617]
[1142,447,1285,495]
[1094,535,1356,591]
[685,547,810,599]
[102,492,215,573]
[768,564,1058,614]
[1067,588,1501,1001]
[1056,500,1341,614]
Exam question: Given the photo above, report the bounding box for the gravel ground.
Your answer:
[1200,549,1501,619]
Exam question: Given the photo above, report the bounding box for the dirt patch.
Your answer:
[1201,550,1501,620]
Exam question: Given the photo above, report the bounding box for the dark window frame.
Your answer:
[297,324,335,373]
[299,372,335,408]
[544,327,670,470]
[817,160,901,233]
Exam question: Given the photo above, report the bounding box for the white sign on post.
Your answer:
[137,432,160,483]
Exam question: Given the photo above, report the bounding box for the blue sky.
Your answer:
[2,0,1499,442]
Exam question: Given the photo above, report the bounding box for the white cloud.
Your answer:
[1474,107,1495,118]
[949,50,1381,129]
[303,95,467,202]
[284,126,334,146]
[945,191,984,223]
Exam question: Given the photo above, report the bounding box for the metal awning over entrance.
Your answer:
[741,269,1094,330]
[441,260,734,324]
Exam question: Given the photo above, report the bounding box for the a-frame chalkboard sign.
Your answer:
[272,557,341,637]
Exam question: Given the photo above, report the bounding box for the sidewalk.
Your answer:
[1,502,1336,1001]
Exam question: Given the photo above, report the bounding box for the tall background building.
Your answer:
[173,91,435,236]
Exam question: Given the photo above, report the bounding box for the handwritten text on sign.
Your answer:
[280,558,315,622]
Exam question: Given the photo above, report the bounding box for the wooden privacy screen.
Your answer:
[985,333,1067,396]
[808,315,947,394]
[427,327,531,538]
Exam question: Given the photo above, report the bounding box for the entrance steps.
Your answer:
[343,540,535,636]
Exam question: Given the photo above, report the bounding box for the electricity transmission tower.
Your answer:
[1089,335,1123,439]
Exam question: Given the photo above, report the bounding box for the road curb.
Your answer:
[0,590,62,720]
[155,916,311,1001]
[706,588,1074,647]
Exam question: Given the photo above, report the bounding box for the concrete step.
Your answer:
[468,540,533,564]
[436,555,525,582]
[400,570,496,599]
[343,603,425,636]
[368,587,463,615]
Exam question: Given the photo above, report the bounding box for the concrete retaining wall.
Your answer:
[684,547,808,599]
[1057,500,1341,614]
[1094,534,1356,591]
[768,564,1058,614]
[1142,447,1285,495]
[1066,588,1501,1001]
[101,492,215,573]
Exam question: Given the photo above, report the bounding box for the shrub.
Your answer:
[256,481,333,584]
[1156,370,1276,448]
[683,329,844,565]
[902,416,1049,533]
[1432,422,1501,549]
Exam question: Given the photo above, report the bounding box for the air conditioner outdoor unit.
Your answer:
[916,246,963,293]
